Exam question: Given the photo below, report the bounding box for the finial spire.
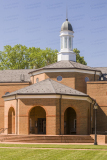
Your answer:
[66,4,68,21]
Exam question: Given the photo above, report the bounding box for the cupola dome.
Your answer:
[61,19,73,31]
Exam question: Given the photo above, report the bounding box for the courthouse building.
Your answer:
[0,18,107,136]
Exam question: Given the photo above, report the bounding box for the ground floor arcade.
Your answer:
[4,95,94,135]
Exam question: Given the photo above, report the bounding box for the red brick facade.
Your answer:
[1,69,106,136]
[87,81,107,133]
[4,98,92,135]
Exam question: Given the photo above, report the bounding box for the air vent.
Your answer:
[20,74,25,82]
[5,92,10,95]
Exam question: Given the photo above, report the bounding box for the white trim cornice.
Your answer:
[3,94,92,103]
[62,95,92,103]
[30,68,101,76]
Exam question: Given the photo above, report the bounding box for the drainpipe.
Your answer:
[59,95,62,135]
[91,100,96,134]
[15,95,18,135]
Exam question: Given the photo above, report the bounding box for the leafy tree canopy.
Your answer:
[73,48,87,65]
[0,44,87,70]
[0,44,57,69]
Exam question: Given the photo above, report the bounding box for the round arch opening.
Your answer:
[64,107,76,135]
[29,106,46,134]
[8,107,15,134]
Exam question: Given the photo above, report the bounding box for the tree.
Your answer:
[0,45,28,69]
[0,44,58,69]
[0,45,87,70]
[73,48,87,65]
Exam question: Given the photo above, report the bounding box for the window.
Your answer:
[69,37,71,48]
[57,76,62,81]
[64,37,67,48]
[85,77,89,82]
[61,37,63,49]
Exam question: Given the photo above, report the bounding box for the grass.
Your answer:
[0,148,107,160]
[0,144,107,160]
[0,143,107,149]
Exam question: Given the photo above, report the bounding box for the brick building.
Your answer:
[0,18,107,136]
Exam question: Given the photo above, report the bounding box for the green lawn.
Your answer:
[0,148,107,160]
[0,143,107,149]
[0,144,107,160]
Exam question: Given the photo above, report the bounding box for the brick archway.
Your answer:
[29,106,46,134]
[64,107,76,135]
[8,107,15,134]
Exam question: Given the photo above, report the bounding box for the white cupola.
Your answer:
[57,18,76,61]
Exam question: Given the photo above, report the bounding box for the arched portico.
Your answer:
[29,106,46,134]
[8,107,15,134]
[64,107,76,135]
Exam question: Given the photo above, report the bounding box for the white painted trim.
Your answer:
[30,68,101,76]
[3,95,60,101]
[62,95,92,103]
[3,94,92,103]
[3,95,15,101]
[16,95,60,99]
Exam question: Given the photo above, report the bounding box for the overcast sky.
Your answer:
[0,0,107,67]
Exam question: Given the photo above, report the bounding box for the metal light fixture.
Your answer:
[94,102,98,145]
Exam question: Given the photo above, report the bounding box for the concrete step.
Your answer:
[0,135,94,143]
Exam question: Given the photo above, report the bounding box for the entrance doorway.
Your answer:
[29,106,46,134]
[64,107,76,135]
[38,118,46,134]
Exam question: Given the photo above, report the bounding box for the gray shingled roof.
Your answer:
[94,67,107,74]
[0,69,35,82]
[3,78,87,97]
[29,60,101,74]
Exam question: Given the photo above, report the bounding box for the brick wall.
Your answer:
[32,73,45,84]
[87,81,107,133]
[4,97,91,135]
[18,98,57,135]
[30,71,99,94]
[0,83,29,129]
[61,99,90,135]
[4,100,16,134]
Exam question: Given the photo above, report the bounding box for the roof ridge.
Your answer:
[28,61,61,74]
[49,79,56,93]
[48,78,86,95]
[44,61,62,68]
[68,60,75,67]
